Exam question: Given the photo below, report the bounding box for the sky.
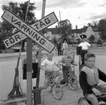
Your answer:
[0,0,106,29]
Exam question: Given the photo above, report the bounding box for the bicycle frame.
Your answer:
[42,63,62,86]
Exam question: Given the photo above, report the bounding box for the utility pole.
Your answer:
[36,0,46,88]
[59,11,61,21]
[25,0,33,105]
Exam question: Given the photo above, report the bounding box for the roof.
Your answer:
[45,28,62,34]
[46,25,99,35]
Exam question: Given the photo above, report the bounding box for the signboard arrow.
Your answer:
[2,10,58,53]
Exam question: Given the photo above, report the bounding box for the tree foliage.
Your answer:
[96,38,103,46]
[88,35,95,43]
[0,1,37,51]
[98,19,106,40]
[2,2,36,24]
[51,36,58,45]
[57,19,72,44]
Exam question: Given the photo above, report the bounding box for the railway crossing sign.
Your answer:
[1,9,58,105]
[2,10,58,53]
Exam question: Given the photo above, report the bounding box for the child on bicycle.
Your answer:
[79,52,106,105]
[59,49,77,85]
[41,53,62,89]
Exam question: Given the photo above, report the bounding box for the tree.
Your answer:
[2,2,36,24]
[92,21,98,27]
[0,29,6,52]
[88,35,95,43]
[57,19,72,44]
[98,19,106,40]
[96,38,103,46]
[19,2,36,24]
[51,36,58,46]
[1,1,36,51]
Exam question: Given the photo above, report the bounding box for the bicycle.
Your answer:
[68,65,78,90]
[78,84,106,105]
[59,63,78,91]
[41,63,63,100]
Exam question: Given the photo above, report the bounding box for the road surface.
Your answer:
[0,47,106,105]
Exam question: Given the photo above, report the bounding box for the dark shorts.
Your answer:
[45,71,54,78]
[80,50,88,65]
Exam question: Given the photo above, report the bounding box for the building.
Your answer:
[45,25,100,43]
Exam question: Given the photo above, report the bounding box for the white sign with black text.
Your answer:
[2,10,58,53]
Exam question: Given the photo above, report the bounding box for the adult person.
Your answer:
[79,52,106,105]
[78,34,91,66]
[57,42,62,56]
[62,40,68,55]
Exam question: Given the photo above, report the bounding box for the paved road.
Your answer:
[0,47,106,105]
[0,54,82,105]
[40,86,82,105]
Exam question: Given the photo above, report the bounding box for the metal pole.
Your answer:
[59,11,61,21]
[27,39,32,105]
[25,0,32,105]
[36,0,46,88]
[41,0,46,18]
[72,35,75,72]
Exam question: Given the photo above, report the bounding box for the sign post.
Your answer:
[2,10,56,52]
[3,12,57,51]
[36,0,46,88]
[25,0,33,105]
[1,4,58,105]
[27,38,32,105]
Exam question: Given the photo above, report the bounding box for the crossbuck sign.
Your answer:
[2,10,58,53]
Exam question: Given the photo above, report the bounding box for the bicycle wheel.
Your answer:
[52,83,63,100]
[68,75,78,91]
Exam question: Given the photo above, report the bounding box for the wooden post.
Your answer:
[36,0,46,88]
[25,0,32,105]
[27,39,32,105]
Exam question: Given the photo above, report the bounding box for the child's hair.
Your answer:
[48,53,53,58]
[84,52,95,61]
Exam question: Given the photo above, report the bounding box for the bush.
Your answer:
[51,37,58,45]
[96,38,103,46]
[88,35,95,43]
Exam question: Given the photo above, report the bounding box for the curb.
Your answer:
[0,52,26,58]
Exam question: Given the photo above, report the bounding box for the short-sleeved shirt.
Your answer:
[41,59,55,71]
[78,41,91,50]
